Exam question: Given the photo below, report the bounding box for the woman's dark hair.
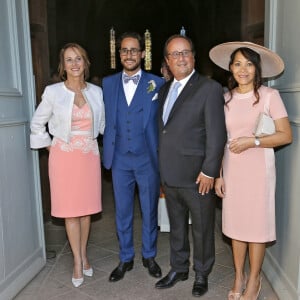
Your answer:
[226,47,262,106]
[117,32,145,51]
[58,43,90,81]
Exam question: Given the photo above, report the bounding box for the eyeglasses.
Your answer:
[167,50,193,59]
[65,57,83,65]
[119,48,141,56]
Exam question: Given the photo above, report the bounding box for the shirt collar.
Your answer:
[173,69,195,86]
[122,70,142,78]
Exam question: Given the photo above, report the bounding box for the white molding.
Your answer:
[263,249,298,300]
[0,88,22,96]
[0,0,23,96]
[290,119,300,127]
[265,0,280,87]
[20,0,36,113]
[8,0,22,94]
[278,86,300,93]
[0,118,27,127]
[0,255,45,300]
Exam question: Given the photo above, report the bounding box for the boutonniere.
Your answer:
[147,80,156,93]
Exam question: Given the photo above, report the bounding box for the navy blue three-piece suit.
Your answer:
[102,71,164,262]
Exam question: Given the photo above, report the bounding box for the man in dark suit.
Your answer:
[102,32,164,282]
[155,35,226,297]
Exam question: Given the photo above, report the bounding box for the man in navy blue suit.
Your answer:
[102,32,164,282]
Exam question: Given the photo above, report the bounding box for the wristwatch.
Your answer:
[254,137,261,147]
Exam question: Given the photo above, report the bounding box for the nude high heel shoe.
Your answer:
[240,277,262,300]
[227,273,248,300]
[254,277,262,300]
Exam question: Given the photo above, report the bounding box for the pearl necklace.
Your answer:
[65,81,87,108]
[65,80,86,94]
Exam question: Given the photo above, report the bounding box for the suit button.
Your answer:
[162,130,167,134]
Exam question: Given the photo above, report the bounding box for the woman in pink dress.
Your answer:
[210,42,292,300]
[30,43,105,287]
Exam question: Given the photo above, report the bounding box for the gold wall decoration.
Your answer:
[110,27,116,69]
[144,29,152,70]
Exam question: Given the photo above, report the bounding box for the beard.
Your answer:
[122,58,141,73]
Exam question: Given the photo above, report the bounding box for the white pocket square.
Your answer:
[152,93,158,101]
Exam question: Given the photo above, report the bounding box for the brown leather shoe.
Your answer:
[109,261,134,282]
[142,257,162,278]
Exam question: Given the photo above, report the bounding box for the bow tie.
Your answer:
[123,74,140,84]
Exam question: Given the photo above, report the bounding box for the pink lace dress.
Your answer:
[49,103,102,218]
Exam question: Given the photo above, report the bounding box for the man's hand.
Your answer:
[195,172,214,195]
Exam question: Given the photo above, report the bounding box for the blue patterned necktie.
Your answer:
[163,81,181,124]
[123,74,140,84]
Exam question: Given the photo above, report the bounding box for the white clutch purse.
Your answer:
[253,112,275,137]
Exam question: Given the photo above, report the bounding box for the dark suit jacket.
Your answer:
[158,71,226,187]
[102,70,164,170]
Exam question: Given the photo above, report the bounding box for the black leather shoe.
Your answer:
[109,261,134,282]
[192,275,208,297]
[142,257,162,278]
[155,270,189,289]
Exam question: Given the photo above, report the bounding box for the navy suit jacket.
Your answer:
[158,71,227,187]
[102,70,164,170]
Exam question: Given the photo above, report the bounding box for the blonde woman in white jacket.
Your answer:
[30,43,105,288]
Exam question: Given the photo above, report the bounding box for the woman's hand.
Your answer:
[228,137,252,154]
[215,177,225,198]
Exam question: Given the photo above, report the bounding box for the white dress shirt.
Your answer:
[163,70,195,116]
[122,70,142,105]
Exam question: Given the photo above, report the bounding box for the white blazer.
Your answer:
[30,82,105,149]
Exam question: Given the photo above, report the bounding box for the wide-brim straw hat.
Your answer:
[209,41,284,78]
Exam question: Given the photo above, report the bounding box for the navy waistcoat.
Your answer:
[115,87,147,154]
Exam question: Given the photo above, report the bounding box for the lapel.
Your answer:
[159,81,172,110]
[131,71,152,128]
[159,81,171,126]
[110,72,123,123]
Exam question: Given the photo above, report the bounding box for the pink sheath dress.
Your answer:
[49,103,102,218]
[222,86,287,242]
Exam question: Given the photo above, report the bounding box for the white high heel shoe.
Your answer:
[72,276,84,288]
[83,266,93,277]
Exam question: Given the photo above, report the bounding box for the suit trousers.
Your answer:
[163,184,216,275]
[112,151,160,262]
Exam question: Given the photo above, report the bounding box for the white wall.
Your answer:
[0,1,46,299]
[264,1,300,299]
